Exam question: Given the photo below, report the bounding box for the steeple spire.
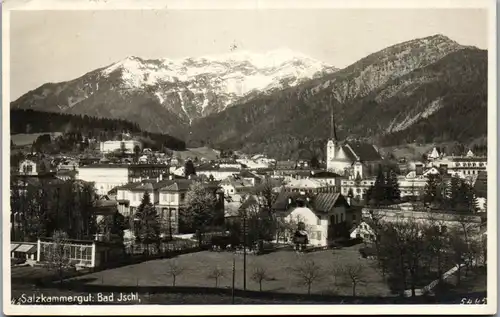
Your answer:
[329,94,337,141]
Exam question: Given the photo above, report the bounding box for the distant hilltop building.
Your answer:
[99,140,142,154]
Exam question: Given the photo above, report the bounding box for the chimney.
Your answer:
[159,174,163,181]
[288,198,292,205]
[415,164,423,176]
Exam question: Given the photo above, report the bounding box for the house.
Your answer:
[283,178,332,194]
[58,159,79,171]
[11,242,37,262]
[220,175,256,195]
[224,194,261,223]
[272,191,350,247]
[196,163,240,180]
[55,169,78,181]
[115,178,224,236]
[99,139,143,154]
[309,170,342,189]
[430,151,487,179]
[77,164,170,195]
[427,147,440,160]
[36,237,124,269]
[18,159,53,176]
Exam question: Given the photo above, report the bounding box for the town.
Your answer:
[10,126,488,304]
[7,5,491,311]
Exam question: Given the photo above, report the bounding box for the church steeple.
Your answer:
[329,95,338,142]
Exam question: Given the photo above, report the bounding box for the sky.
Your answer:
[10,8,488,100]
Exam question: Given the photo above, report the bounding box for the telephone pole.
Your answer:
[243,213,247,291]
[231,255,236,304]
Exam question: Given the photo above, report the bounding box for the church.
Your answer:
[325,112,383,179]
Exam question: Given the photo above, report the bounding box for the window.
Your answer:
[317,217,321,225]
[335,214,338,224]
[316,231,322,240]
[340,213,344,222]
[352,214,356,221]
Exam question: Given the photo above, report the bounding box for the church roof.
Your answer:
[342,142,383,162]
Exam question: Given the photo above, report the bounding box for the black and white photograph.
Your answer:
[3,0,497,315]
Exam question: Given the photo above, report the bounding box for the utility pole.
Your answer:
[243,212,247,291]
[231,254,236,304]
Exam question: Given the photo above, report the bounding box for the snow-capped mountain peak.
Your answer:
[100,49,337,121]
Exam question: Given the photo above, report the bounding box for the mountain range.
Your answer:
[11,34,487,159]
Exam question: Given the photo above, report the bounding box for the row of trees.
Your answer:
[364,166,480,213]
[422,174,479,212]
[162,258,366,296]
[10,178,98,241]
[365,167,401,206]
[364,210,486,297]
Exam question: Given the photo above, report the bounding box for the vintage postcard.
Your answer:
[2,0,497,315]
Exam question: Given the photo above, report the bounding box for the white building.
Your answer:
[99,140,142,154]
[273,192,350,247]
[77,164,170,195]
[326,138,383,177]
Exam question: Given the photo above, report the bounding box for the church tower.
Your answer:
[326,96,338,172]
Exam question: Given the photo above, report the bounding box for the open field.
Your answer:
[68,245,390,297]
[380,143,436,160]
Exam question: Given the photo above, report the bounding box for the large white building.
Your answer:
[99,140,142,154]
[77,164,170,195]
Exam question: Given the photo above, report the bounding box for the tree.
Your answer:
[291,259,322,295]
[370,166,387,206]
[334,264,365,297]
[134,192,161,254]
[184,160,196,178]
[207,266,225,288]
[165,260,186,287]
[424,213,449,281]
[251,266,270,291]
[310,156,320,169]
[448,228,468,286]
[46,230,71,284]
[98,210,126,245]
[386,169,401,203]
[181,182,218,247]
[133,145,141,163]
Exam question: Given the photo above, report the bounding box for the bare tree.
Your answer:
[334,263,365,297]
[207,266,225,288]
[424,212,449,280]
[250,266,269,291]
[292,259,323,295]
[46,230,71,284]
[166,260,186,287]
[448,228,468,286]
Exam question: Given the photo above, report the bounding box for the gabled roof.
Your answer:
[343,142,383,162]
[310,171,341,178]
[312,193,348,212]
[272,191,348,213]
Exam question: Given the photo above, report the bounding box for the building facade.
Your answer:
[99,140,143,154]
[77,164,170,195]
